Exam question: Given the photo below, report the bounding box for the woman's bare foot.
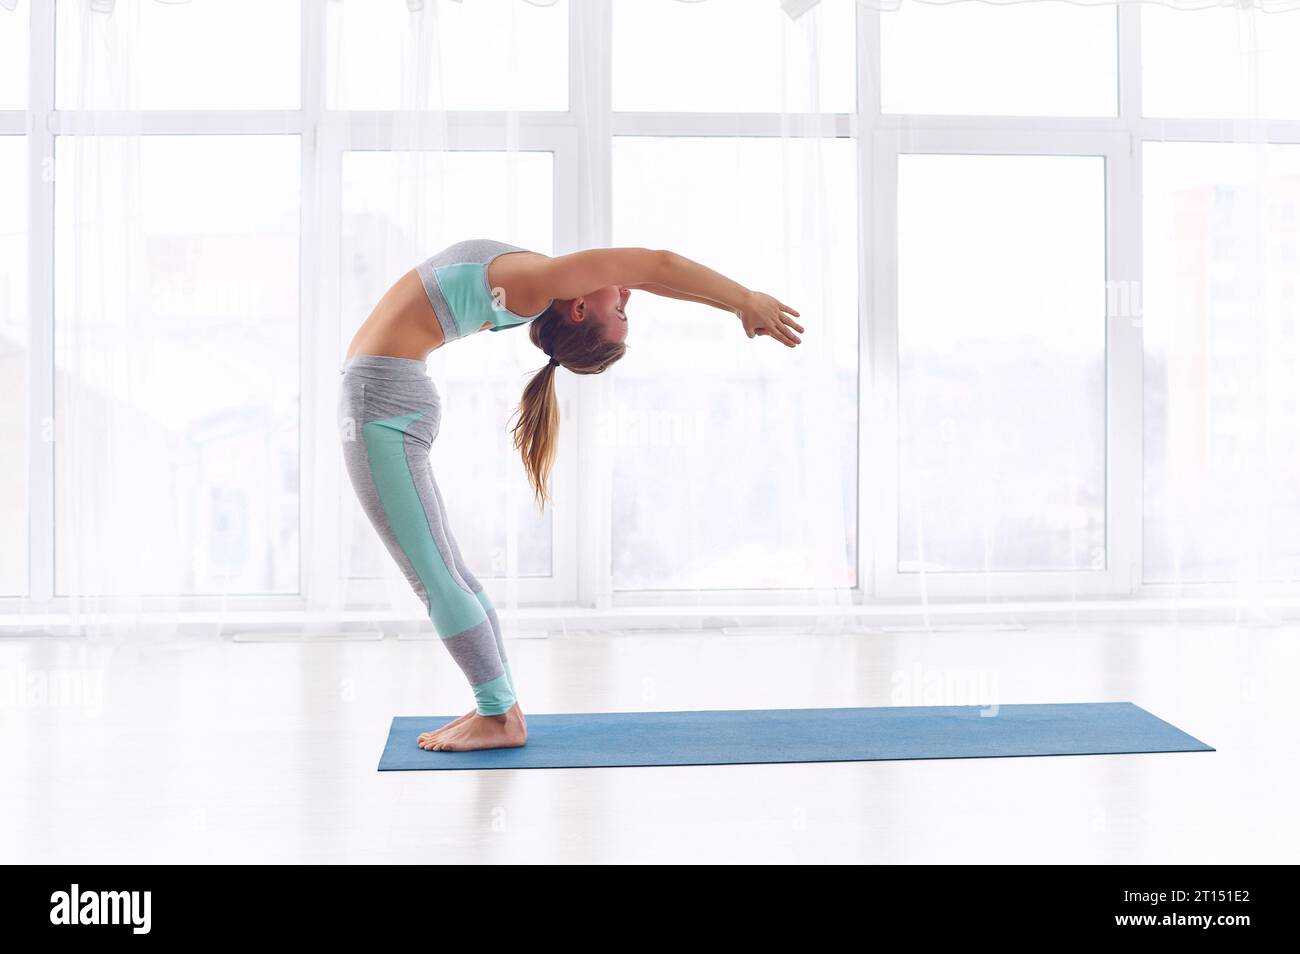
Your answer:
[418,710,475,745]
[417,699,525,745]
[419,703,527,752]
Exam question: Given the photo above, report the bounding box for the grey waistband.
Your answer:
[339,354,431,379]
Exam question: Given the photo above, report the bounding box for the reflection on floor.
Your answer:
[0,622,1292,863]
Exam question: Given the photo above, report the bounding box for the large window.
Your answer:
[872,2,1299,599]
[4,0,1299,619]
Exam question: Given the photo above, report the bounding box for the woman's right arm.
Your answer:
[532,247,803,347]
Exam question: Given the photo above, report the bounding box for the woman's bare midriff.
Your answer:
[344,252,548,363]
[344,269,449,362]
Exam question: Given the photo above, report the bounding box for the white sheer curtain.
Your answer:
[21,0,859,643]
[48,0,301,641]
[602,0,857,635]
[7,0,1297,644]
[38,0,566,643]
[857,0,1300,616]
[317,0,563,643]
[321,0,859,638]
[850,0,1300,9]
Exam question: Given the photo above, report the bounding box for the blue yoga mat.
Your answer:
[377,701,1213,771]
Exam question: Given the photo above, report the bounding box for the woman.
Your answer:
[339,239,803,752]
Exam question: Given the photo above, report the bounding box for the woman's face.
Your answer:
[570,285,630,343]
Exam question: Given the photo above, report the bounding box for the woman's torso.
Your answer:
[345,239,553,362]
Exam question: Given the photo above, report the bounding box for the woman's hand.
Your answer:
[736,291,804,347]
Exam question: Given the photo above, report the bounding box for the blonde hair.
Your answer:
[509,303,628,511]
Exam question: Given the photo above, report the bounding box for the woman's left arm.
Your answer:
[628,282,737,313]
[656,251,803,347]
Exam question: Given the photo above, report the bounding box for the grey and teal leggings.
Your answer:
[338,354,516,715]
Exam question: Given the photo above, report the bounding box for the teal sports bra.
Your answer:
[415,239,554,344]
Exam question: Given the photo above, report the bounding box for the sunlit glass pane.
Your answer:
[897,154,1106,573]
[326,0,568,111]
[54,135,301,595]
[1143,142,1300,582]
[614,0,855,113]
[882,2,1117,117]
[611,136,858,590]
[0,0,28,108]
[56,0,300,110]
[0,136,28,595]
[1143,6,1300,120]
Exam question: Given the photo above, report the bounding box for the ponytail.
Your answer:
[510,358,562,511]
[511,302,629,511]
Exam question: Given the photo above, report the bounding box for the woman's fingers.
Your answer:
[746,301,803,347]
[769,318,799,347]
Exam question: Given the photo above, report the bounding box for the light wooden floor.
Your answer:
[0,622,1294,864]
